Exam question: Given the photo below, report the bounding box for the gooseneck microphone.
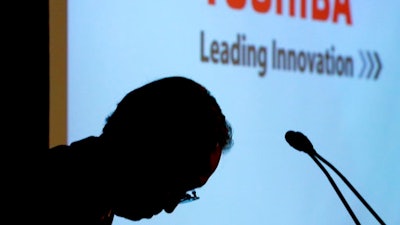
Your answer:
[285,131,360,224]
[285,130,315,154]
[284,130,386,225]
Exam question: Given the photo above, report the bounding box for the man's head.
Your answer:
[100,76,233,220]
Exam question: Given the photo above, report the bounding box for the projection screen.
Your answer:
[51,1,400,224]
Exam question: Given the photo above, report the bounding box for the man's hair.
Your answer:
[101,76,232,175]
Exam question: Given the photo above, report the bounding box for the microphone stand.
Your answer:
[307,152,361,225]
[314,152,386,225]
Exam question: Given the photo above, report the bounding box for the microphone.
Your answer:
[284,130,386,225]
[284,130,316,155]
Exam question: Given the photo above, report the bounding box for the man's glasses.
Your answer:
[179,190,199,204]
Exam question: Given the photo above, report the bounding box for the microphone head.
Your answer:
[285,130,315,154]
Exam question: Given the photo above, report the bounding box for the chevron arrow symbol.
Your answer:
[359,50,382,80]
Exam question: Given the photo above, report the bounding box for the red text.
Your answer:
[208,0,353,25]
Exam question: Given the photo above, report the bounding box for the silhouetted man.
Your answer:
[35,76,233,225]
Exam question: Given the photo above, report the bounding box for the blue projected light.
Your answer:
[67,1,400,225]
